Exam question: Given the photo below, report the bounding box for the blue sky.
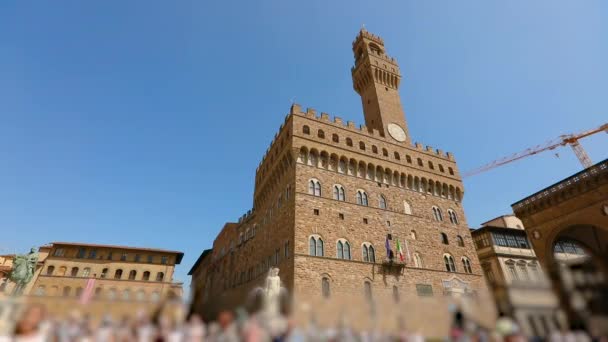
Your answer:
[1,1,606,287]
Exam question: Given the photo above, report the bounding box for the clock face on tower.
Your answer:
[387,123,407,142]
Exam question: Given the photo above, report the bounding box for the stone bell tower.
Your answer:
[351,29,410,143]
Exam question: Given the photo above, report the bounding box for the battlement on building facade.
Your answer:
[353,29,384,46]
[289,103,455,162]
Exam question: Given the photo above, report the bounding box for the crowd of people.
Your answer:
[1,301,601,341]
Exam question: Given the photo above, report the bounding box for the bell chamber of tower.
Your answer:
[351,29,410,144]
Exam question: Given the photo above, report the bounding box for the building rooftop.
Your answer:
[512,158,608,214]
[50,242,184,264]
[188,249,212,275]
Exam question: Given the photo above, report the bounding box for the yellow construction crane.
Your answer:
[463,123,608,178]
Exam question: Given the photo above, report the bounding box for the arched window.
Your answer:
[378,195,387,209]
[337,240,351,260]
[107,288,117,300]
[382,148,388,157]
[332,134,339,143]
[136,290,146,301]
[448,167,454,175]
[417,158,423,167]
[333,185,345,201]
[101,268,108,278]
[303,125,310,135]
[151,291,160,302]
[372,145,378,154]
[156,272,165,282]
[394,152,400,160]
[444,254,456,272]
[58,266,67,276]
[70,267,79,277]
[362,243,375,263]
[448,209,459,224]
[46,265,55,275]
[411,230,417,240]
[94,287,102,298]
[322,277,330,298]
[403,201,412,215]
[346,138,353,147]
[122,289,130,300]
[76,287,83,297]
[432,206,443,221]
[364,281,372,300]
[462,257,472,274]
[406,155,412,164]
[63,286,72,297]
[356,190,368,206]
[309,236,324,257]
[317,130,325,139]
[142,271,150,281]
[359,141,365,150]
[428,161,434,169]
[456,235,465,247]
[114,269,123,279]
[82,267,91,277]
[414,253,423,268]
[129,270,137,280]
[441,233,449,245]
[308,179,321,196]
[439,164,445,173]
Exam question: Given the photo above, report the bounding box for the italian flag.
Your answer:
[396,239,405,262]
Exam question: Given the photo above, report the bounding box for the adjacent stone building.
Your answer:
[472,215,562,337]
[512,158,608,334]
[190,29,494,335]
[2,242,184,325]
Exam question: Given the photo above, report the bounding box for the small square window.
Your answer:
[363,218,368,224]
[147,255,154,263]
[386,221,391,226]
[120,253,127,261]
[161,256,168,265]
[339,213,344,220]
[314,209,319,216]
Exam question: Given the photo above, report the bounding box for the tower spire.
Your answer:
[351,30,410,143]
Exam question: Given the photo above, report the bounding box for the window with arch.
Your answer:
[432,206,443,221]
[75,287,83,297]
[151,291,160,302]
[346,138,353,147]
[403,201,412,215]
[308,179,321,196]
[136,290,146,301]
[58,266,67,276]
[156,272,165,282]
[372,145,378,154]
[107,288,117,300]
[364,281,372,300]
[317,130,325,139]
[417,158,423,167]
[336,240,351,260]
[70,267,79,277]
[428,161,434,170]
[333,185,345,201]
[94,287,102,298]
[46,265,55,276]
[406,155,412,164]
[448,167,454,175]
[114,269,123,280]
[309,236,324,257]
[439,164,445,173]
[378,195,387,209]
[322,277,330,298]
[462,257,472,273]
[122,289,130,300]
[441,233,449,245]
[359,141,365,150]
[448,209,459,224]
[356,190,368,206]
[414,253,423,268]
[456,235,464,247]
[411,230,417,240]
[332,133,339,143]
[394,152,401,160]
[517,261,529,281]
[82,267,91,277]
[362,243,375,263]
[101,268,108,278]
[382,148,388,157]
[142,271,150,281]
[444,254,456,272]
[63,286,72,297]
[129,270,137,280]
[303,125,310,135]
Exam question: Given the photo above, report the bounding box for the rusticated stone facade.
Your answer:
[190,29,494,336]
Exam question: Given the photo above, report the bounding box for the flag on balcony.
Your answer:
[396,239,404,262]
[79,278,96,305]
